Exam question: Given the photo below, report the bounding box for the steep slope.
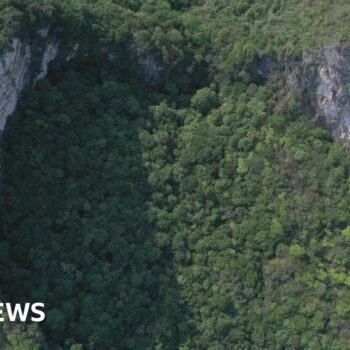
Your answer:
[2,1,350,350]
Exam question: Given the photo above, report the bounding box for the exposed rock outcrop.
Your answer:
[0,39,31,131]
[288,45,350,145]
[0,36,167,134]
[0,37,58,132]
[34,42,58,82]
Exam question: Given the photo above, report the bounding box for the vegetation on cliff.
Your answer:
[1,0,350,349]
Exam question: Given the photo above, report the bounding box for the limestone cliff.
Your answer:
[2,35,350,148]
[0,36,167,134]
[288,45,350,145]
[0,37,58,132]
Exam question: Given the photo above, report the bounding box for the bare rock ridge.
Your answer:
[0,37,58,132]
[288,45,350,145]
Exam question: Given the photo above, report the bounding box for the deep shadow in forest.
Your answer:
[0,56,188,349]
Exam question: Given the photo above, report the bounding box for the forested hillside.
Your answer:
[1,0,350,349]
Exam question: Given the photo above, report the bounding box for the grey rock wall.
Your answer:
[0,39,31,131]
[3,35,350,149]
[0,38,58,132]
[288,45,350,145]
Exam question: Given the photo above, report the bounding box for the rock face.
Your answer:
[288,45,350,145]
[2,36,349,147]
[34,42,58,82]
[0,39,31,131]
[0,37,166,134]
[0,38,58,132]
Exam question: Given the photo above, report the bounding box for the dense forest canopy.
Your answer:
[1,0,350,349]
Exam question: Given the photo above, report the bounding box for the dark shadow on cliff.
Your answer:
[0,56,190,349]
